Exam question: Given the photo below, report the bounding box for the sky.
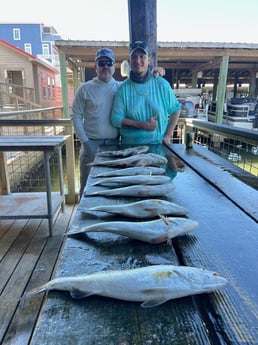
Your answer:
[1,0,258,43]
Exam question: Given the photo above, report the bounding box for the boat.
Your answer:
[228,152,242,161]
[251,146,258,155]
[208,98,258,130]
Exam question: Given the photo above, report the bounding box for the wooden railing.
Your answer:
[0,108,257,206]
[0,107,77,204]
[0,82,39,110]
[183,118,258,178]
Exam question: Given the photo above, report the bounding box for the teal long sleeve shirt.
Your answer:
[111,75,181,145]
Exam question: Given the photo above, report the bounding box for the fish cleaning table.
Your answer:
[30,144,258,345]
[0,135,68,236]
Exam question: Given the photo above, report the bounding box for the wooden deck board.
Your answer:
[169,143,258,221]
[168,143,258,344]
[0,203,78,345]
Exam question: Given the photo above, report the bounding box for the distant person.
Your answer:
[71,48,120,198]
[152,66,166,78]
[111,41,181,145]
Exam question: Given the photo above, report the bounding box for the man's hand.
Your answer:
[144,114,158,131]
[162,135,171,145]
[122,114,158,130]
[83,139,98,160]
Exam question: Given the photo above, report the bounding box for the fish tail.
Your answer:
[167,238,172,246]
[22,283,49,299]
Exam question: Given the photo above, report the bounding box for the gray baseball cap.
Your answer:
[95,48,115,61]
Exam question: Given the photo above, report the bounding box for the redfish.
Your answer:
[84,199,189,218]
[93,175,171,187]
[85,183,175,197]
[25,265,227,308]
[94,166,166,178]
[68,217,198,244]
[88,153,168,167]
[99,146,149,157]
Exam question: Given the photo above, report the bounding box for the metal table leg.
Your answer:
[44,151,53,237]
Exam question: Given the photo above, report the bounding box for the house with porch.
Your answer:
[0,39,62,110]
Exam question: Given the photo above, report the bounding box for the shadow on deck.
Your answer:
[0,203,78,345]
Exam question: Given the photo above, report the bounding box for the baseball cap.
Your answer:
[95,48,115,62]
[130,41,149,56]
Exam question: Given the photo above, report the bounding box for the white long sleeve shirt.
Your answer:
[71,77,121,143]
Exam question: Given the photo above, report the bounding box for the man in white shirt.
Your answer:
[71,48,120,198]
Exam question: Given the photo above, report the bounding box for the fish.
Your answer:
[68,217,198,243]
[24,264,227,308]
[83,199,189,218]
[85,182,175,197]
[88,153,168,168]
[99,146,149,157]
[93,166,166,178]
[92,175,171,187]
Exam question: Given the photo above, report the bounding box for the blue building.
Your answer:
[0,23,62,66]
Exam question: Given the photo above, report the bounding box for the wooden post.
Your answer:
[249,70,257,98]
[128,0,157,67]
[216,55,229,123]
[59,52,70,119]
[0,152,10,195]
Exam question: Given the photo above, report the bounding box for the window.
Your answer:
[7,71,13,84]
[52,78,56,98]
[43,26,51,33]
[24,43,32,54]
[47,76,51,98]
[42,44,50,57]
[41,74,47,98]
[13,28,21,40]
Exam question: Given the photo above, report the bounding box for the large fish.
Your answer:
[85,183,175,197]
[99,146,149,157]
[88,153,168,168]
[94,166,166,178]
[25,265,227,308]
[84,199,189,218]
[93,175,171,187]
[68,217,198,243]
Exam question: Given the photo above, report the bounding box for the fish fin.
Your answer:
[151,235,168,244]
[141,298,169,308]
[70,289,94,299]
[158,214,170,225]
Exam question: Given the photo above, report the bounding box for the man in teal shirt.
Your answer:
[111,41,181,145]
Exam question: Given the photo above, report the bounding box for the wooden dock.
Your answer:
[0,203,78,345]
[1,143,258,345]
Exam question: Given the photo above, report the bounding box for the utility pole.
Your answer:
[128,0,157,68]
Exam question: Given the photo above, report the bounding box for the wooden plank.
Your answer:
[0,204,77,345]
[0,218,44,342]
[0,135,69,151]
[1,207,74,344]
[0,218,16,237]
[0,152,9,194]
[0,192,63,218]
[165,146,258,344]
[169,144,258,221]
[30,236,213,345]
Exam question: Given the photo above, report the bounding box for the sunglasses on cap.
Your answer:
[97,60,114,67]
